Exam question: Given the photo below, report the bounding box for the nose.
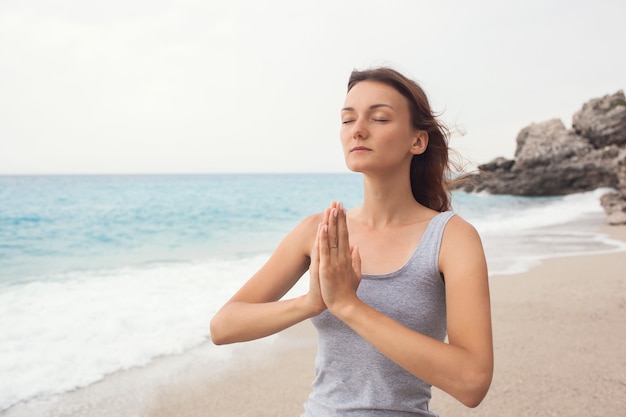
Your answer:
[351,118,368,140]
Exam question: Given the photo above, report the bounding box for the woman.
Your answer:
[210,67,493,416]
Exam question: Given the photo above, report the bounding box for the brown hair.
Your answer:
[347,67,453,212]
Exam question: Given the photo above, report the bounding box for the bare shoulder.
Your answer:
[267,211,325,267]
[226,211,325,304]
[439,214,486,276]
[299,211,325,231]
[443,214,482,245]
[287,211,324,253]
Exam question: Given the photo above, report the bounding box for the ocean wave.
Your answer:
[456,188,614,233]
[0,255,275,411]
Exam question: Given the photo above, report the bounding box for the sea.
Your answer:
[1,173,625,412]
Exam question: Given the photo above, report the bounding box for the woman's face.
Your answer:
[340,81,425,174]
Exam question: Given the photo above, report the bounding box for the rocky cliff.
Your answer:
[454,90,626,225]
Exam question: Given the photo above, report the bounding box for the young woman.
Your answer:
[210,67,493,416]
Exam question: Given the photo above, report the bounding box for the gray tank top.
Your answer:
[302,211,454,417]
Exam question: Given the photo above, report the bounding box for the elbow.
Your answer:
[210,332,226,346]
[459,390,488,409]
[209,315,229,345]
[456,368,493,408]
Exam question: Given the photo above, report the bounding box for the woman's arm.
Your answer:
[318,205,493,407]
[210,210,329,345]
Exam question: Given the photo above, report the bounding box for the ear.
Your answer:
[410,130,428,155]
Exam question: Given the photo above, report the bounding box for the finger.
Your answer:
[337,202,349,253]
[319,224,330,263]
[322,202,337,225]
[310,223,321,267]
[328,206,339,250]
[322,207,331,226]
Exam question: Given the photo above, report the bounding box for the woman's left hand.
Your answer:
[318,202,362,314]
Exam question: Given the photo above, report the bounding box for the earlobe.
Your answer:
[411,130,429,155]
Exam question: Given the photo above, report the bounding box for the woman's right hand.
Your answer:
[303,204,336,316]
[304,221,327,315]
[211,204,335,344]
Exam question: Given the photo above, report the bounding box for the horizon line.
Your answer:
[0,171,354,177]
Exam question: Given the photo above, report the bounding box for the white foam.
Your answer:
[468,188,613,234]
[0,254,283,411]
[455,189,626,276]
[484,229,626,276]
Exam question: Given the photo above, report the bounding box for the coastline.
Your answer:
[3,226,625,417]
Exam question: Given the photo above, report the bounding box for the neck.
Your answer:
[356,170,426,228]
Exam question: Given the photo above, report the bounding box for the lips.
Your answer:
[351,146,372,152]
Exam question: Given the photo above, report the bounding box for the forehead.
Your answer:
[343,80,407,110]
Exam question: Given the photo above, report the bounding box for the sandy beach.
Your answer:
[3,226,625,417]
[430,224,626,417]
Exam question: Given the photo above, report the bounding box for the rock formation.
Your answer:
[600,157,626,225]
[454,90,626,225]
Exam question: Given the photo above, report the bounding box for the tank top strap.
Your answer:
[410,210,456,272]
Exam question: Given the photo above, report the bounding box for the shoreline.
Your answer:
[2,225,625,417]
[0,321,318,417]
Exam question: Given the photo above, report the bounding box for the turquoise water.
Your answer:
[0,174,363,282]
[0,174,624,411]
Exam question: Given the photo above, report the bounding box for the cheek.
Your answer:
[339,129,351,148]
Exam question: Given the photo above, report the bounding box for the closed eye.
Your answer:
[342,119,355,124]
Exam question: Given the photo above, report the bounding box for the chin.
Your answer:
[344,156,368,172]
[344,161,365,173]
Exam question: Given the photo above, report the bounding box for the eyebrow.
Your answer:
[341,103,395,112]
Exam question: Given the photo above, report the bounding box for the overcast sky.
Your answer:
[1,0,624,174]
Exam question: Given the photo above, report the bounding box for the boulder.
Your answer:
[512,119,592,170]
[600,154,626,225]
[453,90,626,224]
[572,90,626,148]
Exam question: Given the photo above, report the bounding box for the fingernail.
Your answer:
[333,209,337,217]
[323,225,328,232]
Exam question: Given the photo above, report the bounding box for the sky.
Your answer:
[1,0,624,174]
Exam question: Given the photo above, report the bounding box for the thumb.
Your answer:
[311,224,321,266]
[351,245,361,276]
